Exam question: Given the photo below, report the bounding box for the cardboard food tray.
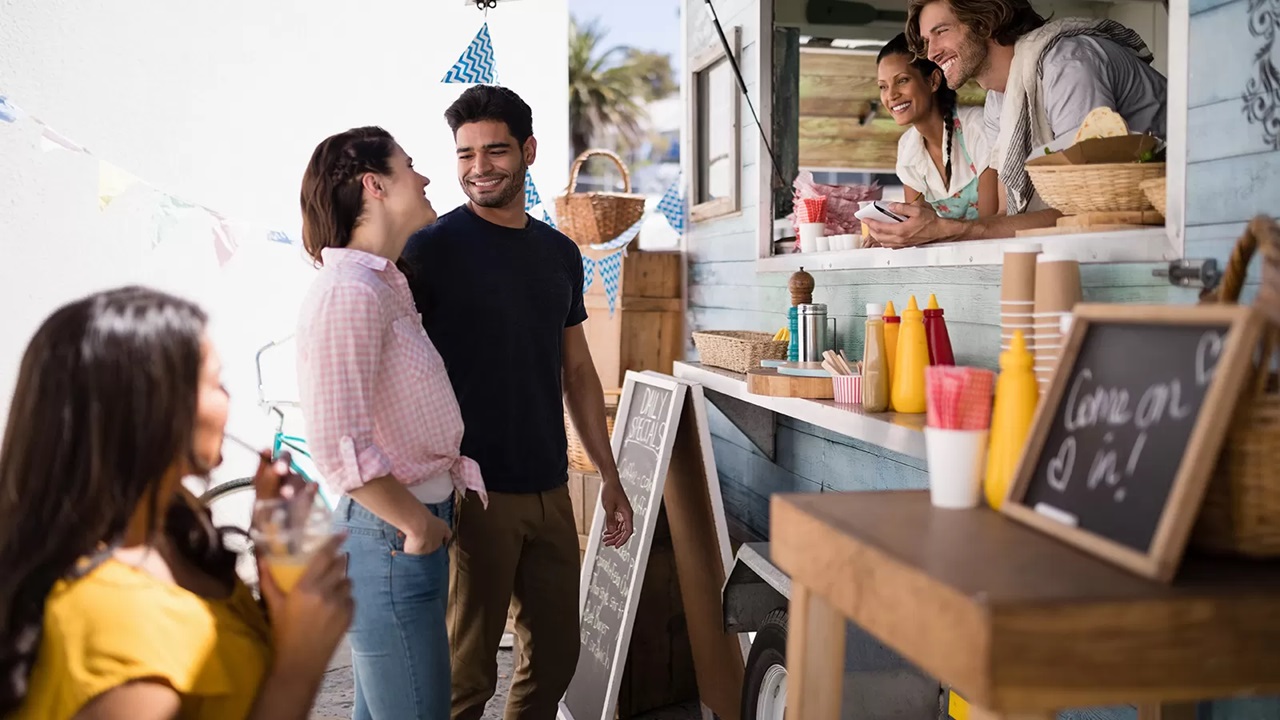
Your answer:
[1026,134,1161,167]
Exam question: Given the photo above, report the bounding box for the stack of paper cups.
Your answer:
[1000,243,1041,354]
[1032,254,1083,388]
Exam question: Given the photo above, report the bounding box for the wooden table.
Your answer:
[770,490,1280,720]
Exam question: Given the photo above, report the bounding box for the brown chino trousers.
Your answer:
[448,485,581,720]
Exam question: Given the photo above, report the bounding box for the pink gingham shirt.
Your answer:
[295,247,487,506]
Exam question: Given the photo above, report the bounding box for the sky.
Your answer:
[569,0,682,59]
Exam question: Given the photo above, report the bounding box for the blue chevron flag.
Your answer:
[442,23,497,84]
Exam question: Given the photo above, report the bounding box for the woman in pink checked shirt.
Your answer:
[295,126,487,720]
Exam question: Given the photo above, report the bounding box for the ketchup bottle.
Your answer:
[923,293,955,366]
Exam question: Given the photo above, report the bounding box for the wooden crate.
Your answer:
[568,469,604,535]
[580,250,683,391]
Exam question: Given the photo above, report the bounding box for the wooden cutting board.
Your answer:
[1057,211,1165,228]
[1017,223,1146,237]
[746,367,835,398]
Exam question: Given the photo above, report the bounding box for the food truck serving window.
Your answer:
[694,0,1189,271]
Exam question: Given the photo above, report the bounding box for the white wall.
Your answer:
[0,0,569,485]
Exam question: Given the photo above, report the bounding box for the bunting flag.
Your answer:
[98,162,140,210]
[442,23,498,84]
[40,125,85,154]
[657,175,687,236]
[211,212,238,267]
[581,255,596,294]
[0,96,18,124]
[543,208,557,229]
[0,90,296,267]
[524,170,542,212]
[598,249,624,315]
[587,215,643,252]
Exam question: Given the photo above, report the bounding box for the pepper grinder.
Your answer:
[788,267,814,362]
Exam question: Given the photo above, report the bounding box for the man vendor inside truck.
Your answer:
[863,0,1168,248]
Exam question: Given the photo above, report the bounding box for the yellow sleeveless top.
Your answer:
[12,558,272,720]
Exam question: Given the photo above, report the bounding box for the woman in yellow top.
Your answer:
[0,286,353,720]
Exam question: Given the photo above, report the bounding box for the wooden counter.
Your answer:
[771,490,1280,719]
[672,361,926,460]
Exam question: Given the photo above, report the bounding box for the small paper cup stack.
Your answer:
[829,234,857,251]
[923,366,995,509]
[1000,243,1041,354]
[1032,254,1083,390]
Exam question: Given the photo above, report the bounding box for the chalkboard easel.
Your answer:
[1001,303,1265,582]
[560,370,746,720]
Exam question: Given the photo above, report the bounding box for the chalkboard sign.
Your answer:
[1003,304,1263,582]
[560,371,687,720]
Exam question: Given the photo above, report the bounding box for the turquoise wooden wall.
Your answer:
[684,0,1279,716]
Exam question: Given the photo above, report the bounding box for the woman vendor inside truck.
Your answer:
[877,33,998,223]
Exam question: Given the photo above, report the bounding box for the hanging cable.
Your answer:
[703,0,788,190]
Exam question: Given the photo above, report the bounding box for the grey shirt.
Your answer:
[984,34,1168,162]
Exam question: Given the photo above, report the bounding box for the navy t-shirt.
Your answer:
[402,204,588,495]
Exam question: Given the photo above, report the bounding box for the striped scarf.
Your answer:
[994,18,1154,214]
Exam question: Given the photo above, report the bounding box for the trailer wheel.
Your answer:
[742,608,789,720]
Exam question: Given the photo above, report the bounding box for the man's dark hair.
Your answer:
[906,0,1046,56]
[444,85,535,146]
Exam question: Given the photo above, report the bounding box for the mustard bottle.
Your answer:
[983,330,1039,510]
[890,295,929,414]
[861,303,890,412]
[883,300,900,403]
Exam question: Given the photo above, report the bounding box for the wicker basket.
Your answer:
[692,331,788,374]
[1025,162,1165,214]
[554,149,647,247]
[565,390,622,473]
[1191,216,1280,558]
[1139,177,1167,217]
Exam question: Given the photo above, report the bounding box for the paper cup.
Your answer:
[832,374,862,404]
[816,236,831,252]
[799,222,825,244]
[1034,255,1083,314]
[1000,243,1042,303]
[925,427,990,509]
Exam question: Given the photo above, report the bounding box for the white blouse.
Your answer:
[894,104,992,204]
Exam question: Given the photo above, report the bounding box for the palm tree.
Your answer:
[568,16,657,162]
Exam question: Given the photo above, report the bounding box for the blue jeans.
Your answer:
[335,494,453,720]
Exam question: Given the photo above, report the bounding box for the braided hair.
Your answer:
[877,33,961,188]
[299,126,397,266]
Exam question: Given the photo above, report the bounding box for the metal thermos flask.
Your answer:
[797,303,828,362]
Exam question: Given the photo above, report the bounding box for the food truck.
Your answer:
[669,0,1280,717]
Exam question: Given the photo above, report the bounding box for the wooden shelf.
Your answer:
[771,490,1280,717]
[672,361,926,460]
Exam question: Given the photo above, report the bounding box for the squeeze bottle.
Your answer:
[890,295,929,414]
[883,300,900,393]
[983,330,1039,509]
[861,304,890,412]
[923,293,955,366]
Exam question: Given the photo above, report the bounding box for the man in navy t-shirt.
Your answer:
[402,85,634,720]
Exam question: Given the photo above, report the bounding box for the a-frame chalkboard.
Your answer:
[560,370,745,720]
